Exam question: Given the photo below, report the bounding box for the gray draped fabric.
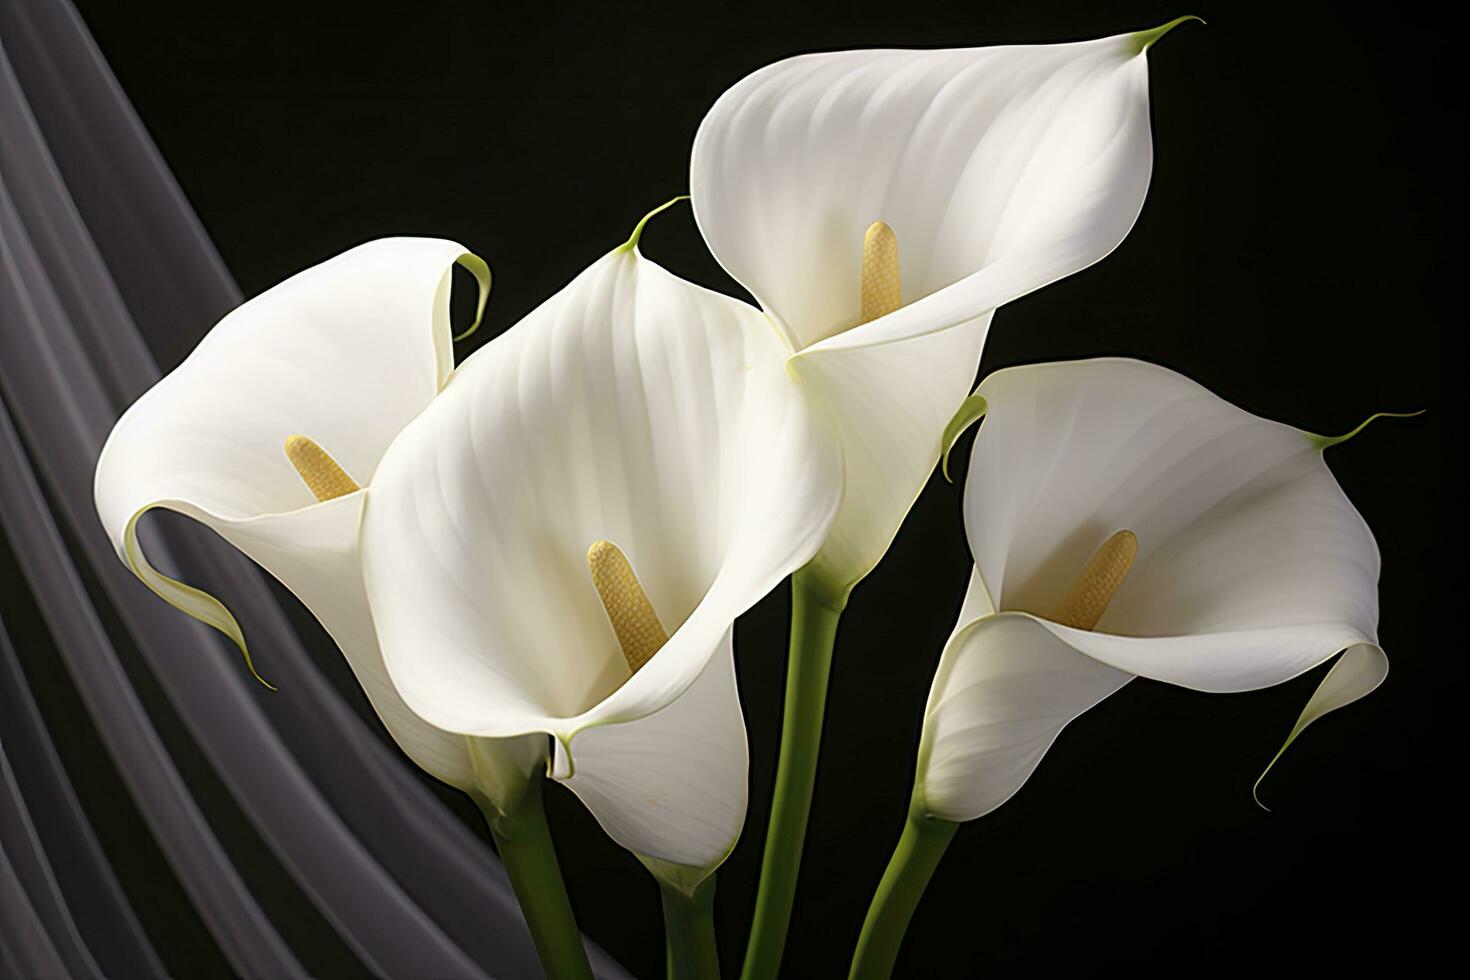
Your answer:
[0,1,629,976]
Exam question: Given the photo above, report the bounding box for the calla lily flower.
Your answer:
[849,357,1394,979]
[360,219,843,884]
[93,238,493,791]
[694,25,1194,972]
[691,20,1194,587]
[918,358,1389,822]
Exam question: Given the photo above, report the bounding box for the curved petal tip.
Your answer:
[1129,15,1205,56]
[1310,410,1425,451]
[125,514,277,691]
[245,656,277,691]
[1251,644,1388,811]
[450,252,493,342]
[174,590,278,692]
[1251,770,1275,813]
[941,392,987,483]
[618,196,691,253]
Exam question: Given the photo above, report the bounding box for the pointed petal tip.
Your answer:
[1251,765,1277,813]
[188,592,278,691]
[618,196,692,253]
[1250,644,1388,813]
[451,252,493,342]
[1129,15,1205,56]
[183,591,277,693]
[1311,409,1425,451]
[940,393,988,483]
[246,656,278,693]
[122,514,277,691]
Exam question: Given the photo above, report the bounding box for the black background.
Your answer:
[16,0,1451,976]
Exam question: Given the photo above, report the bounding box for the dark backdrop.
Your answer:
[17,0,1450,976]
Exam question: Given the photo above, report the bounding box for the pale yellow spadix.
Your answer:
[587,540,669,674]
[859,220,902,325]
[1049,529,1138,631]
[284,434,360,502]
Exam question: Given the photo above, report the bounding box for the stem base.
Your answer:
[661,875,721,980]
[479,775,595,980]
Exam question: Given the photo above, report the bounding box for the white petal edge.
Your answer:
[691,29,1160,353]
[554,629,746,878]
[796,312,991,587]
[96,238,485,542]
[215,498,480,789]
[362,246,842,757]
[918,608,1132,823]
[1253,641,1388,808]
[93,238,487,785]
[918,609,1388,822]
[964,358,1383,694]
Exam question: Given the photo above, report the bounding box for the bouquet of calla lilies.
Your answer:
[94,18,1404,980]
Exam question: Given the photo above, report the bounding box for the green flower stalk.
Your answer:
[658,875,722,980]
[472,755,594,980]
[740,569,847,978]
[848,801,958,980]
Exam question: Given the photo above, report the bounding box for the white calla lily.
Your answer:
[93,238,492,790]
[851,357,1395,980]
[360,222,842,882]
[918,357,1389,823]
[693,25,1194,973]
[692,20,1193,586]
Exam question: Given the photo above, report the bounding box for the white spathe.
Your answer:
[93,238,491,789]
[691,25,1181,587]
[361,241,842,874]
[555,630,747,872]
[918,358,1388,822]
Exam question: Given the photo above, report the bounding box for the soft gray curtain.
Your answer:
[0,1,628,976]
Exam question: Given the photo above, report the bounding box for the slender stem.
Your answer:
[478,775,594,980]
[740,567,848,980]
[847,806,959,980]
[661,876,721,980]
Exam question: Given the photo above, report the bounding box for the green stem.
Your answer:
[740,566,848,980]
[661,875,721,980]
[478,775,594,980]
[847,805,959,980]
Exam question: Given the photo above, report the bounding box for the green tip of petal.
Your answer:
[1128,15,1205,55]
[617,196,691,253]
[1252,645,1387,813]
[240,644,277,692]
[940,393,988,483]
[1251,753,1284,813]
[178,596,278,692]
[123,514,277,691]
[1309,409,1425,451]
[452,252,493,342]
